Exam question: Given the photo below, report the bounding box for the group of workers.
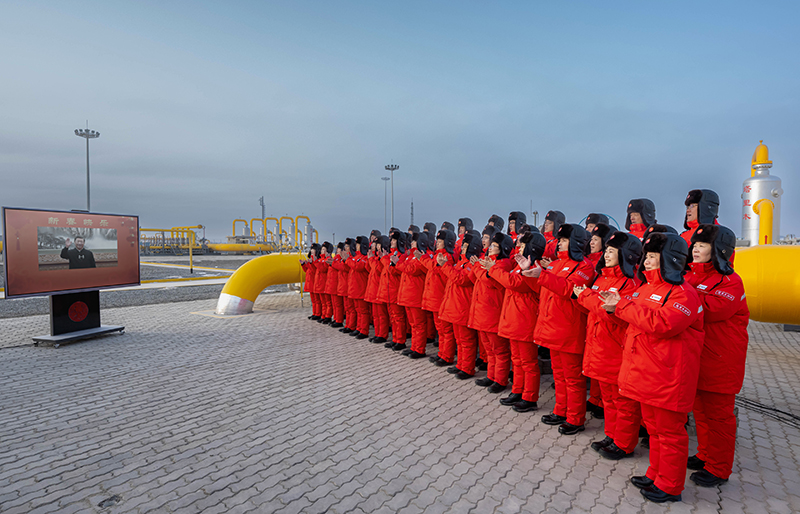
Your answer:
[299,188,749,503]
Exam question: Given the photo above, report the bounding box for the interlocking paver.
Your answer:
[1,293,798,513]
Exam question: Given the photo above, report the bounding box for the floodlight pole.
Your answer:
[381,177,390,233]
[385,164,399,228]
[74,126,100,211]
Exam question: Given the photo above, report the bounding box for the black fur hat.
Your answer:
[370,229,381,240]
[436,229,456,254]
[391,230,407,253]
[518,223,537,235]
[638,232,688,285]
[520,231,547,261]
[458,217,474,233]
[356,236,370,255]
[545,210,566,235]
[462,230,483,260]
[508,211,527,235]
[491,232,514,260]
[376,235,390,252]
[586,213,609,227]
[625,199,657,230]
[556,223,590,262]
[423,222,437,233]
[488,214,505,231]
[408,224,420,234]
[344,238,356,255]
[482,224,497,239]
[690,224,735,275]
[441,221,455,232]
[336,242,345,251]
[643,224,678,239]
[412,231,431,253]
[684,189,720,229]
[322,241,334,255]
[599,231,642,278]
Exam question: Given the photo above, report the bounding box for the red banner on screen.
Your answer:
[2,208,140,298]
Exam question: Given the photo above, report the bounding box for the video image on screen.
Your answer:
[37,227,118,271]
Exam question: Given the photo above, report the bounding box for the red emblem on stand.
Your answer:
[68,301,89,322]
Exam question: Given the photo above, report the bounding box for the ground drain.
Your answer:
[98,495,121,508]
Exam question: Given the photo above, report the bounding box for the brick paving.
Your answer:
[0,292,798,513]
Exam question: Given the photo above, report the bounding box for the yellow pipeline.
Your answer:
[752,199,774,245]
[232,219,249,237]
[215,253,305,314]
[265,217,279,241]
[206,243,277,253]
[250,218,265,238]
[295,215,311,246]
[737,245,800,324]
[279,217,294,246]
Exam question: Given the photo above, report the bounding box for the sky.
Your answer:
[1,1,798,243]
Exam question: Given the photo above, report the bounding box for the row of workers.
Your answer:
[299,189,749,503]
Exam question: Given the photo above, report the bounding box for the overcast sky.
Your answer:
[1,1,798,242]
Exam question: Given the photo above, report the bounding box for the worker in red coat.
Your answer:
[604,232,704,503]
[427,229,457,366]
[542,210,565,259]
[300,244,320,319]
[469,231,515,392]
[398,232,432,358]
[583,222,614,419]
[685,225,749,488]
[315,242,334,324]
[384,230,410,350]
[326,243,346,327]
[333,240,354,333]
[489,231,547,411]
[346,236,372,339]
[525,223,596,435]
[625,198,656,240]
[680,189,719,246]
[454,217,473,255]
[574,231,643,459]
[472,225,499,368]
[366,236,388,343]
[507,211,526,242]
[422,222,439,343]
[438,230,482,378]
[584,213,609,234]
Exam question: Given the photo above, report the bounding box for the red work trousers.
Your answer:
[433,313,456,363]
[510,339,540,401]
[693,389,737,480]
[355,299,371,335]
[598,380,641,453]
[311,293,321,317]
[641,403,689,496]
[406,306,428,354]
[331,295,345,324]
[588,379,603,408]
[320,294,332,319]
[388,303,407,344]
[482,332,511,386]
[426,311,436,340]
[344,297,357,330]
[453,324,478,375]
[551,350,587,426]
[372,302,389,339]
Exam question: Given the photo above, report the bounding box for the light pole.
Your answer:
[381,177,390,233]
[74,126,100,211]
[385,164,399,228]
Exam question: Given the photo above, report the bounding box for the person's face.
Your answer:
[436,239,445,251]
[370,242,377,253]
[355,243,361,254]
[686,203,699,223]
[543,220,554,233]
[558,237,570,253]
[644,252,661,271]
[370,235,377,243]
[692,242,712,263]
[586,223,597,233]
[489,242,501,257]
[488,220,496,227]
[630,212,643,224]
[604,246,619,268]
[321,247,328,257]
[391,239,398,250]
[75,238,85,250]
[376,244,383,254]
[411,240,418,250]
[458,226,466,236]
[590,235,603,254]
[408,230,414,236]
[461,243,469,256]
[508,220,516,233]
[481,234,491,249]
[336,247,343,257]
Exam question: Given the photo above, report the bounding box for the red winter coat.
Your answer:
[438,256,475,326]
[468,256,511,333]
[543,231,558,260]
[686,262,749,394]
[421,250,452,312]
[616,269,705,413]
[332,256,349,296]
[347,254,370,299]
[534,252,596,353]
[377,251,407,304]
[325,256,340,295]
[365,255,383,302]
[576,265,640,384]
[629,224,647,240]
[313,258,329,294]
[490,261,540,342]
[586,251,603,269]
[301,259,315,293]
[398,253,428,308]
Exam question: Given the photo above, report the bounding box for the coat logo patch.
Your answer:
[715,290,735,301]
[575,271,590,280]
[562,266,571,271]
[591,285,599,290]
[741,293,747,301]
[632,292,639,298]
[649,294,662,301]
[609,287,618,292]
[697,284,708,290]
[673,302,691,316]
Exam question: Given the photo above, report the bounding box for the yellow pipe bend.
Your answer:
[736,245,800,325]
[215,252,304,315]
[752,199,774,245]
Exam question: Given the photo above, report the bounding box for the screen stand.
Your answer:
[32,291,124,347]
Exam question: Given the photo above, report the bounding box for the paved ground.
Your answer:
[0,292,798,513]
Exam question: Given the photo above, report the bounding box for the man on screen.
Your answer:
[60,237,96,269]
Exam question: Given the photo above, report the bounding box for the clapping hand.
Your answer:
[601,291,621,312]
[573,285,587,297]
[515,254,531,270]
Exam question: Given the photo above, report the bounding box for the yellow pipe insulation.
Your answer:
[215,252,305,314]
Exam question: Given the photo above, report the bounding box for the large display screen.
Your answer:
[2,207,140,298]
